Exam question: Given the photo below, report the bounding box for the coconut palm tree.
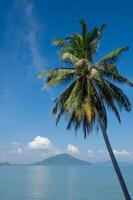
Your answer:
[38,20,133,200]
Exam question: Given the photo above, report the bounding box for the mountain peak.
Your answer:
[33,153,91,166]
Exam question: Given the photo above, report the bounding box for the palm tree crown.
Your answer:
[39,20,133,138]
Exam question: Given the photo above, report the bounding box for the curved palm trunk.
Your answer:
[101,125,131,200]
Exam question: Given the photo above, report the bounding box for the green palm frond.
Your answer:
[95,63,133,86]
[106,82,131,112]
[113,74,133,86]
[38,70,54,78]
[89,24,106,54]
[79,19,89,43]
[60,52,79,65]
[53,38,66,48]
[38,68,75,87]
[39,19,132,137]
[95,80,121,122]
[96,47,129,64]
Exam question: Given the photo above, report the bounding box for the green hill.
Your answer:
[32,153,91,166]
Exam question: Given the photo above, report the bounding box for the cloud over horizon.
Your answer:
[67,144,80,154]
[28,136,52,150]
[16,147,23,155]
[86,149,133,162]
[0,136,133,164]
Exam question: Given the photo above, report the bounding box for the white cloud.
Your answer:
[88,149,95,157]
[86,149,133,162]
[16,147,22,155]
[113,149,131,156]
[99,150,105,154]
[88,150,93,154]
[28,136,52,150]
[98,149,133,157]
[67,144,80,154]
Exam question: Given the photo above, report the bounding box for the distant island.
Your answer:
[0,154,91,166]
[32,153,91,166]
[0,162,11,166]
[0,154,132,166]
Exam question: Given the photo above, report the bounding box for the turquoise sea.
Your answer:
[0,165,132,200]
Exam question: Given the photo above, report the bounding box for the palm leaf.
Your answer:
[96,47,129,64]
[38,68,75,87]
[60,52,79,65]
[53,38,66,48]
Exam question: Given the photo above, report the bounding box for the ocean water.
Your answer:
[0,165,132,200]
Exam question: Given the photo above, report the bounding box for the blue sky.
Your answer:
[0,0,133,163]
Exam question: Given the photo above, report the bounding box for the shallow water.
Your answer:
[0,165,132,200]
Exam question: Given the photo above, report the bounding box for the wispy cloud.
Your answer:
[87,149,133,162]
[113,149,133,156]
[23,0,45,72]
[16,147,23,155]
[87,149,95,157]
[7,0,45,72]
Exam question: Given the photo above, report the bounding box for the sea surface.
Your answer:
[0,165,132,200]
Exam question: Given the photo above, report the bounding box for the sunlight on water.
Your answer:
[0,166,132,200]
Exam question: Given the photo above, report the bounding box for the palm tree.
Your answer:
[39,20,133,200]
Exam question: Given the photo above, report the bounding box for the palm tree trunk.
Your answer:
[100,125,131,200]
